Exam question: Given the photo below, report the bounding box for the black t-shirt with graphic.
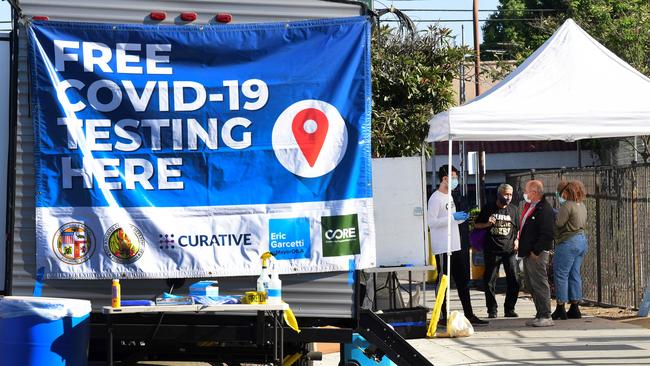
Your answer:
[476,202,519,254]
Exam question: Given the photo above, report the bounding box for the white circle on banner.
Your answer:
[272,100,348,178]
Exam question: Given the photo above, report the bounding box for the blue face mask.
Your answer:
[450,177,459,191]
[556,191,567,205]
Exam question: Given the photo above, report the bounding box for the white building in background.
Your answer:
[428,140,599,195]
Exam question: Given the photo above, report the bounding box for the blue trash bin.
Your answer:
[0,296,91,366]
[343,333,395,366]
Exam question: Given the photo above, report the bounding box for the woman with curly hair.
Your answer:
[552,180,588,320]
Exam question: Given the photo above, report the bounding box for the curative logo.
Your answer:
[103,224,145,264]
[272,100,348,178]
[159,234,176,250]
[52,222,95,265]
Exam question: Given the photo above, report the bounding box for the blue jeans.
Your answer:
[553,233,588,303]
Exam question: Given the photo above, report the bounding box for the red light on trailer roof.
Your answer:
[149,11,167,21]
[32,16,49,21]
[215,13,232,24]
[180,12,197,22]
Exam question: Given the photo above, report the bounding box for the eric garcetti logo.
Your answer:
[52,222,95,265]
[269,218,311,260]
[272,100,348,178]
[103,224,145,264]
[321,214,360,257]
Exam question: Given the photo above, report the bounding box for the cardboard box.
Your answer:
[189,281,219,297]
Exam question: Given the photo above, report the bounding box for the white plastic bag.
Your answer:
[447,310,474,337]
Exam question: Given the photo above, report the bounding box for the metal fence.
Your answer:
[507,164,650,309]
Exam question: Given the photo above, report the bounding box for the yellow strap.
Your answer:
[427,232,438,282]
[282,302,301,333]
[427,274,447,338]
[282,352,302,366]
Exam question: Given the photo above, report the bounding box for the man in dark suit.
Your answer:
[518,179,555,327]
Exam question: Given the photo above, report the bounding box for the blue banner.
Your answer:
[29,18,376,279]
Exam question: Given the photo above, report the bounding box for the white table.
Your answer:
[363,265,435,310]
[102,303,289,365]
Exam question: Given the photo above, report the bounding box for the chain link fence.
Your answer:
[507,164,650,309]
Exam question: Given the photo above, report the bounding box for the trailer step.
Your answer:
[357,309,433,366]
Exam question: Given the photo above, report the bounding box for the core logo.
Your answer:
[324,227,357,241]
[52,222,95,265]
[103,224,145,264]
[272,100,348,178]
[321,214,360,257]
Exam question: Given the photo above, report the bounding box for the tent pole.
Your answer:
[447,138,452,318]
[577,140,582,168]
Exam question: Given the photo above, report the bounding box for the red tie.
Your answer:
[518,202,534,238]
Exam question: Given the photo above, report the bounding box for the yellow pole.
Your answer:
[427,274,448,337]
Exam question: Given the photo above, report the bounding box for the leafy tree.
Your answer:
[567,0,650,76]
[482,0,650,75]
[482,0,568,61]
[482,0,650,165]
[371,25,467,158]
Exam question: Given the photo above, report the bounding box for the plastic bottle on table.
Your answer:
[267,263,282,305]
[257,252,273,298]
[111,279,121,308]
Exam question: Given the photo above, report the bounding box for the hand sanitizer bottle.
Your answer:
[267,263,282,305]
[256,252,272,295]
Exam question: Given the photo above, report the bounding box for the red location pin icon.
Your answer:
[292,108,329,167]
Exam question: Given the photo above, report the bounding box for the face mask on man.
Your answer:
[449,177,459,191]
[556,192,567,205]
[497,194,510,205]
[523,193,532,203]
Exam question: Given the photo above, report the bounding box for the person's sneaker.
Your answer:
[525,318,538,326]
[532,317,555,327]
[504,310,519,318]
[468,315,489,326]
[488,311,497,319]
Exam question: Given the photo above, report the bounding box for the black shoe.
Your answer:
[488,312,497,319]
[552,304,567,320]
[468,315,489,326]
[504,310,519,318]
[567,303,582,319]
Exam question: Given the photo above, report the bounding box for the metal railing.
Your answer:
[507,164,650,309]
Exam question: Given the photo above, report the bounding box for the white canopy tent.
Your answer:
[428,18,650,142]
[426,18,650,316]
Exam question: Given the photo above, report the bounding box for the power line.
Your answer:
[396,9,562,12]
[382,18,540,23]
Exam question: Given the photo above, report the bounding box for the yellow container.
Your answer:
[111,279,121,308]
[242,291,267,304]
[470,249,485,280]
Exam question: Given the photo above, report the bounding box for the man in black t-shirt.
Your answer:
[475,183,520,318]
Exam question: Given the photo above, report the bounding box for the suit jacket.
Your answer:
[518,199,554,257]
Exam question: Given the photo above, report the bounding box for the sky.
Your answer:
[0,1,9,32]
[0,0,501,44]
[378,0,501,47]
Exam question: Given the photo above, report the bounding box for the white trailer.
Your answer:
[3,1,432,365]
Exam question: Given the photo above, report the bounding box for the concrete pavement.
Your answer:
[129,289,650,365]
[320,290,650,365]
